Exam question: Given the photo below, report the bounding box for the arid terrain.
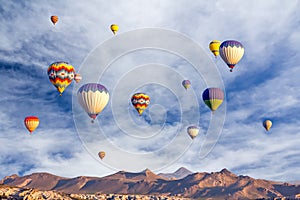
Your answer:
[1,168,300,199]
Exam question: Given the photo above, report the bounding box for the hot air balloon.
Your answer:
[24,116,39,134]
[202,88,224,112]
[98,151,106,160]
[187,125,199,139]
[110,24,119,35]
[263,120,272,131]
[77,83,110,122]
[74,74,82,83]
[50,15,58,25]
[219,40,244,72]
[182,80,191,90]
[48,61,75,96]
[131,93,150,116]
[209,40,221,57]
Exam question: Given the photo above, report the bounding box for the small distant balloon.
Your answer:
[219,40,244,72]
[131,93,150,116]
[50,15,58,25]
[187,125,199,139]
[263,120,272,131]
[182,80,191,90]
[74,74,82,83]
[110,24,119,35]
[98,151,106,160]
[24,116,39,134]
[47,61,75,96]
[77,83,110,122]
[209,40,221,57]
[202,88,224,112]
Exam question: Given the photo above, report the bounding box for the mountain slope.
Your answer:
[1,168,300,199]
[158,167,193,180]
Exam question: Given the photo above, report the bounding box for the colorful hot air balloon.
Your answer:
[24,116,39,134]
[98,151,106,160]
[48,61,75,96]
[50,15,58,25]
[77,83,110,122]
[110,24,119,35]
[182,80,191,90]
[187,125,199,139]
[263,120,272,131]
[219,40,244,72]
[74,74,82,83]
[209,40,221,57]
[131,93,150,116]
[202,88,224,112]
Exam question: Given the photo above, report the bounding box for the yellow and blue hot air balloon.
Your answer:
[77,83,110,122]
[182,80,191,90]
[131,93,150,116]
[202,88,224,112]
[47,61,75,96]
[209,40,221,57]
[187,125,199,139]
[219,40,244,72]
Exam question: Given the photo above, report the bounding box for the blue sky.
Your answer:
[0,0,300,182]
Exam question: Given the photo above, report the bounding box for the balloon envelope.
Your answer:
[263,120,272,131]
[24,116,39,134]
[182,80,191,90]
[110,24,119,35]
[47,61,75,95]
[209,40,221,57]
[77,83,110,120]
[50,16,58,25]
[131,93,150,116]
[74,74,82,83]
[219,40,244,72]
[187,125,199,139]
[98,151,106,160]
[202,88,224,111]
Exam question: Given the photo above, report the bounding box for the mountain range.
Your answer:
[1,168,300,199]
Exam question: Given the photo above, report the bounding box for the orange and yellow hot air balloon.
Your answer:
[98,151,106,160]
[24,116,39,134]
[131,93,150,116]
[209,40,221,57]
[263,119,272,131]
[110,24,119,35]
[47,61,75,96]
[50,15,58,25]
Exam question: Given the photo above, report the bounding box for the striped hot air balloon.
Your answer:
[187,125,199,139]
[131,93,150,116]
[209,40,221,57]
[77,83,110,122]
[24,116,39,134]
[182,80,191,90]
[48,61,75,96]
[202,88,224,112]
[219,40,244,72]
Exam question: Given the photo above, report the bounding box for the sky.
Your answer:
[0,0,300,182]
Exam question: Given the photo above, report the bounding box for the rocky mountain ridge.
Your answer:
[1,168,300,199]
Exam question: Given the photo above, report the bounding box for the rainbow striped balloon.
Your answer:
[48,61,75,96]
